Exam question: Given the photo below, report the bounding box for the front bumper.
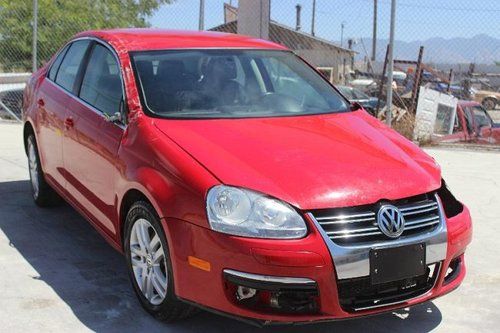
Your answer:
[162,204,472,325]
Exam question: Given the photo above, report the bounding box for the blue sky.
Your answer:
[150,0,500,43]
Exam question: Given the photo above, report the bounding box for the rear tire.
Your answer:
[124,201,198,322]
[26,134,61,207]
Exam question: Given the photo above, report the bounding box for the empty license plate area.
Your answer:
[370,243,426,285]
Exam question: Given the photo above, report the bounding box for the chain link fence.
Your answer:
[1,0,499,124]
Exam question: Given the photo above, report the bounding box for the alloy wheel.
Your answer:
[129,218,168,305]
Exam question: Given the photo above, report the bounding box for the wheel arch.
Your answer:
[118,186,160,250]
[116,163,181,248]
[23,121,36,155]
[482,96,497,104]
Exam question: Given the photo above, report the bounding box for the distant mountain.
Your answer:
[353,34,500,65]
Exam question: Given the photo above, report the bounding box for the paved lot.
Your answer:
[1,122,499,332]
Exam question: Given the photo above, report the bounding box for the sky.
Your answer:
[150,0,500,43]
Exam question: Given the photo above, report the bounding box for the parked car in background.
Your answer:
[473,90,500,110]
[435,100,500,144]
[23,29,472,326]
[350,78,378,94]
[337,85,384,115]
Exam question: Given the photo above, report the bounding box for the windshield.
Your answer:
[131,49,349,119]
[353,88,370,100]
[338,86,370,100]
[338,86,355,99]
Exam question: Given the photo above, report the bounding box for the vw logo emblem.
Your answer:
[377,205,405,238]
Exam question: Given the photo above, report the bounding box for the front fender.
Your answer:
[114,118,220,245]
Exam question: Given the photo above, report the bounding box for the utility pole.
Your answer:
[311,0,316,36]
[295,4,302,31]
[32,0,38,72]
[385,0,396,126]
[348,39,354,68]
[340,22,345,47]
[372,0,377,61]
[198,0,205,31]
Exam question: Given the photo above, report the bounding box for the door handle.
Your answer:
[37,98,45,107]
[64,117,74,128]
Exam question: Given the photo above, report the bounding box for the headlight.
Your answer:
[206,185,307,239]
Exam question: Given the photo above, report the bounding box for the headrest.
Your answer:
[205,57,237,80]
[135,60,154,78]
[157,60,185,78]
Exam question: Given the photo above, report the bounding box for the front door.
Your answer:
[63,42,125,236]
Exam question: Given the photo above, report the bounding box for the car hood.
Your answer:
[153,110,441,210]
[476,90,500,97]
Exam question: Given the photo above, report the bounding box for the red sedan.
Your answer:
[436,100,500,145]
[22,29,472,325]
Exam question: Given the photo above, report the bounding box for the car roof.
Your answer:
[75,29,288,52]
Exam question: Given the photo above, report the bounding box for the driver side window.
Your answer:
[471,106,491,128]
[79,44,123,117]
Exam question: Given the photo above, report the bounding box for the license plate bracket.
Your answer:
[370,243,426,285]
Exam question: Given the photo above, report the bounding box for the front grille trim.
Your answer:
[311,194,442,245]
[316,211,376,221]
[306,193,449,281]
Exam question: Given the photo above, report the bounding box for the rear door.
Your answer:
[35,40,91,189]
[63,42,125,235]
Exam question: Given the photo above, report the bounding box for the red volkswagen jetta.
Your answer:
[23,29,472,325]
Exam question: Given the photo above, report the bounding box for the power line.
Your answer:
[354,0,500,12]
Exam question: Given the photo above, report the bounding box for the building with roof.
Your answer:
[210,3,356,84]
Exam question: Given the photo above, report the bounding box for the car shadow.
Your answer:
[0,180,443,332]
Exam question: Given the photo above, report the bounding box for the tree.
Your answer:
[0,0,174,72]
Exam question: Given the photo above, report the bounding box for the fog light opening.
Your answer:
[236,286,257,301]
[223,270,319,314]
[444,256,462,285]
[230,284,319,314]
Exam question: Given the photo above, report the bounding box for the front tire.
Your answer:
[124,201,197,322]
[27,134,61,207]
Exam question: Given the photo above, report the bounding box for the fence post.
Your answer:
[385,0,396,126]
[198,0,205,31]
[32,0,38,73]
[372,0,377,61]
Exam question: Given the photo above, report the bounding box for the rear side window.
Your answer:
[48,45,68,81]
[55,40,90,92]
[471,106,491,127]
[79,44,123,116]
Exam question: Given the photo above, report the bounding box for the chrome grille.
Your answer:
[310,194,441,245]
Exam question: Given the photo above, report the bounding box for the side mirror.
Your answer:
[104,112,122,123]
[350,102,363,111]
[104,99,128,125]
